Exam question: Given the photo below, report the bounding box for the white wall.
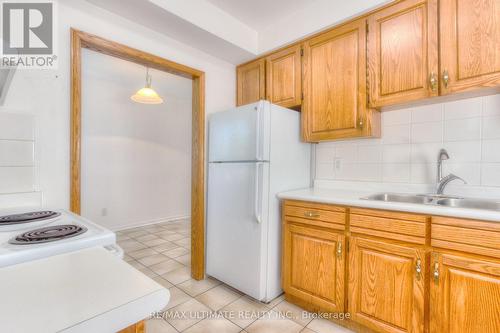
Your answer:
[80,50,192,230]
[0,0,235,210]
[258,0,390,53]
[315,94,500,193]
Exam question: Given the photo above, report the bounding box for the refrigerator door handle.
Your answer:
[254,162,263,224]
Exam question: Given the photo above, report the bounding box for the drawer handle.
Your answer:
[337,242,342,258]
[433,262,440,283]
[304,211,320,218]
[415,259,422,280]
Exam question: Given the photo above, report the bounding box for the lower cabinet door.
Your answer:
[283,223,345,313]
[348,237,425,333]
[430,252,500,333]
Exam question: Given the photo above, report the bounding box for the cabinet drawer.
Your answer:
[350,208,428,245]
[432,217,500,259]
[283,200,346,230]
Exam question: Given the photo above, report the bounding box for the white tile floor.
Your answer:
[117,219,353,333]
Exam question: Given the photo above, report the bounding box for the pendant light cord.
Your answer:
[146,67,152,88]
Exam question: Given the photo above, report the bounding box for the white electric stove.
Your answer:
[0,208,122,268]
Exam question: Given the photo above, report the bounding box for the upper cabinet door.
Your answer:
[367,0,439,108]
[265,45,302,109]
[236,59,265,106]
[302,18,378,142]
[440,0,500,95]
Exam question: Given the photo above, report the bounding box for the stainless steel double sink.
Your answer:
[362,193,500,211]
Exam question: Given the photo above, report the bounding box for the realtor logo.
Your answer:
[1,1,57,69]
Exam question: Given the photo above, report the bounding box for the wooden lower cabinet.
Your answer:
[282,222,345,313]
[118,320,145,333]
[282,202,500,333]
[348,237,426,333]
[430,252,500,333]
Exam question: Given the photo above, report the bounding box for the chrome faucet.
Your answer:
[436,149,466,195]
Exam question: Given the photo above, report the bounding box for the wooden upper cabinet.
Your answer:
[440,0,500,95]
[302,18,379,142]
[349,237,426,333]
[265,44,302,108]
[430,252,500,333]
[367,0,439,108]
[236,59,265,106]
[283,222,345,313]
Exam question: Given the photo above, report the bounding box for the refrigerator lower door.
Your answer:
[207,162,269,300]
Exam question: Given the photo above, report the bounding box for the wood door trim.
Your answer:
[70,29,206,280]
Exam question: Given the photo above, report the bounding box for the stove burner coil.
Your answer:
[9,225,88,245]
[0,211,61,225]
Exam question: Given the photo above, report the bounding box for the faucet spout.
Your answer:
[437,149,449,184]
[437,174,467,195]
[435,148,466,195]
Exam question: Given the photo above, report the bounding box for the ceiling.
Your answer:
[85,0,258,63]
[84,0,389,64]
[206,0,312,30]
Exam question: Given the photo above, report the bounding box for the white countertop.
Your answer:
[278,187,500,222]
[0,247,169,333]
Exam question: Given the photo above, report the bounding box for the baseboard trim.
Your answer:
[113,215,190,232]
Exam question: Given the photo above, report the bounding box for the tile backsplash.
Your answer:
[315,93,500,188]
[0,111,37,195]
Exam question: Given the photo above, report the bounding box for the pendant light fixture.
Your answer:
[131,67,164,104]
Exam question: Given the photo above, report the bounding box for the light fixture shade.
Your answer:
[131,67,164,104]
[130,87,164,104]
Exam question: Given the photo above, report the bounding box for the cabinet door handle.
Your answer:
[429,72,438,92]
[442,70,450,88]
[304,211,320,218]
[337,242,342,258]
[433,262,440,283]
[415,259,422,280]
[358,119,364,129]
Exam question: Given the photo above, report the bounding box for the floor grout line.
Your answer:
[120,220,353,333]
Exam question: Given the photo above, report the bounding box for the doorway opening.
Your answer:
[70,29,205,280]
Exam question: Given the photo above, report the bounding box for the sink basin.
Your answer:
[436,198,500,211]
[363,192,500,212]
[363,193,431,204]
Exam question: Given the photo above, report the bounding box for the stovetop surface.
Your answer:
[9,224,88,245]
[0,211,61,226]
[0,209,116,268]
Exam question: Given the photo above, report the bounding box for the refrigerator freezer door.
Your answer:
[206,162,269,300]
[208,101,270,162]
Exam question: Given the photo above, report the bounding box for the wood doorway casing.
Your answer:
[70,29,205,280]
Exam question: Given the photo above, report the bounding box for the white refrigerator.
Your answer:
[207,100,311,302]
